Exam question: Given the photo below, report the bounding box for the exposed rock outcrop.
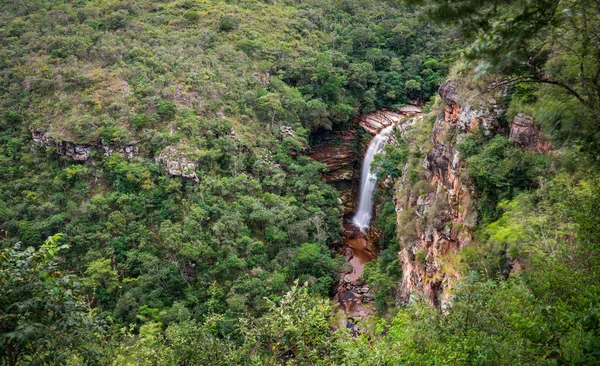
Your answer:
[32,131,138,161]
[33,131,203,183]
[33,131,93,161]
[155,146,199,182]
[358,111,404,135]
[395,80,496,308]
[510,113,552,152]
[395,79,550,309]
[437,81,503,136]
[438,81,460,106]
[308,129,360,183]
[101,144,139,160]
[280,125,295,139]
[398,105,422,116]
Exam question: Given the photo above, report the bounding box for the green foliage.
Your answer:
[411,0,600,153]
[5,0,600,364]
[457,161,600,363]
[0,0,456,148]
[156,101,177,121]
[108,282,342,365]
[373,139,409,181]
[465,135,549,222]
[456,133,482,160]
[183,11,200,24]
[241,281,342,364]
[362,249,402,313]
[285,243,345,297]
[218,15,238,32]
[85,258,120,308]
[129,114,148,130]
[0,235,103,365]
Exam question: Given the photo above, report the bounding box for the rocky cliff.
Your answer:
[510,113,552,152]
[308,127,361,213]
[32,131,138,161]
[394,79,549,308]
[32,131,201,181]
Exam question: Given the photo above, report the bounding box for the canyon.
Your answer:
[312,78,551,316]
[30,79,550,316]
[310,109,419,320]
[394,80,551,308]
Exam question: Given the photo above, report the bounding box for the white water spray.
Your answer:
[352,124,395,232]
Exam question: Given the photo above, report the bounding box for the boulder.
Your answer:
[438,82,460,106]
[510,113,552,152]
[155,146,199,182]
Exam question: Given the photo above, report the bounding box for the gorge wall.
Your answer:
[393,78,551,308]
[31,131,203,182]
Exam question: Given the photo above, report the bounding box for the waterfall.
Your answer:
[352,124,395,232]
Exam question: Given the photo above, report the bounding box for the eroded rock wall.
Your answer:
[394,80,550,308]
[308,127,361,212]
[510,113,552,152]
[395,81,499,308]
[32,131,138,161]
[32,131,203,182]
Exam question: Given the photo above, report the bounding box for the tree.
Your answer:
[256,92,284,128]
[286,243,344,296]
[0,234,103,365]
[241,281,342,364]
[84,258,119,307]
[410,0,600,150]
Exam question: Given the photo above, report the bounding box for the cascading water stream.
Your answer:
[352,124,395,232]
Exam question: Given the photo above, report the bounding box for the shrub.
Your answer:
[219,15,238,32]
[183,11,199,23]
[130,114,148,130]
[157,101,177,120]
[106,10,128,30]
[415,248,427,265]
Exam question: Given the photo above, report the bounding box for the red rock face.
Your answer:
[308,128,360,183]
[510,113,552,152]
[397,139,475,308]
[396,82,484,309]
[357,111,405,135]
[444,104,461,129]
[396,82,552,309]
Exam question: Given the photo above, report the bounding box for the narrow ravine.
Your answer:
[310,110,418,324]
[334,121,397,321]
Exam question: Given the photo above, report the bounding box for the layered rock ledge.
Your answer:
[32,131,138,161]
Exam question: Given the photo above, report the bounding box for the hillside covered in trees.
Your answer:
[1,0,599,364]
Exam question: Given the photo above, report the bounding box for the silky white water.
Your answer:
[353,124,395,232]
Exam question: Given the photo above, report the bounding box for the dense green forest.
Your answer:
[1,0,599,364]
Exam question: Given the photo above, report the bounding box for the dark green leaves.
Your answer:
[0,235,103,365]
